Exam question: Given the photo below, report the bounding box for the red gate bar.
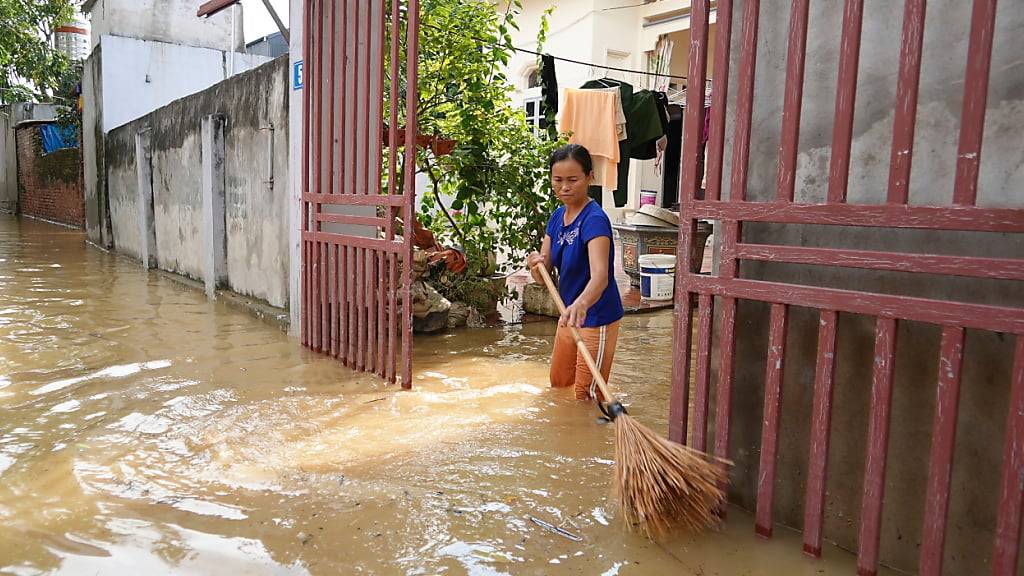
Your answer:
[755,303,789,538]
[857,318,898,576]
[886,0,926,205]
[671,0,1024,571]
[300,0,311,347]
[776,0,809,203]
[953,0,998,207]
[802,309,840,557]
[668,0,711,446]
[681,200,1024,233]
[667,278,692,445]
[918,326,966,576]
[302,0,417,386]
[733,243,1024,282]
[401,0,420,389]
[728,0,759,204]
[713,297,738,487]
[992,337,1024,575]
[386,0,401,384]
[705,0,732,202]
[691,293,715,452]
[826,0,864,204]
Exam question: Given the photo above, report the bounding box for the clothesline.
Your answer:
[420,21,710,83]
[511,45,711,83]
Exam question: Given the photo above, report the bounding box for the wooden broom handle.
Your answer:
[533,264,618,404]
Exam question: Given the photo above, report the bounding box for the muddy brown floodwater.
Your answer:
[0,216,896,575]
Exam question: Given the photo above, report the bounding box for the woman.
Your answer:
[526,144,624,401]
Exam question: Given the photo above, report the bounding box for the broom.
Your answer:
[534,264,728,539]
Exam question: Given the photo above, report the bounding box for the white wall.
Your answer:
[99,35,272,132]
[85,0,243,54]
[288,0,303,333]
[504,0,706,214]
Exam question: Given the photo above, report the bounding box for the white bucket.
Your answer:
[639,254,676,301]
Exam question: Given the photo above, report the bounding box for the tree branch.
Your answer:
[423,157,466,245]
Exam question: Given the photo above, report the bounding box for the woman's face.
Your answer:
[551,159,592,206]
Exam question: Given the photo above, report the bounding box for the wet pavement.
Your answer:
[0,215,893,575]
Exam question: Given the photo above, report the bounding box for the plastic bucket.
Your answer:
[639,190,657,207]
[639,254,676,301]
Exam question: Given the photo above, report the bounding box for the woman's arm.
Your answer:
[562,236,611,327]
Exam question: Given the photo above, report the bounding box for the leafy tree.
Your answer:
[396,0,565,277]
[0,0,77,105]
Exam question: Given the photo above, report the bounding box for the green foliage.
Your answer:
[403,0,565,275]
[0,0,77,105]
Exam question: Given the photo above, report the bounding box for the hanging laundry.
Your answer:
[661,104,683,209]
[627,90,669,160]
[580,78,635,207]
[589,86,627,141]
[540,54,559,117]
[559,88,620,194]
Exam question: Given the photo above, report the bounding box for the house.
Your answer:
[502,0,718,218]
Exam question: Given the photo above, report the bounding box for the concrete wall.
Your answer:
[99,35,272,132]
[0,110,17,213]
[82,49,108,246]
[104,57,290,308]
[14,126,85,228]
[288,0,303,333]
[83,0,243,53]
[715,1,1024,573]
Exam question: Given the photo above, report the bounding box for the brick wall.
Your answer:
[16,125,85,228]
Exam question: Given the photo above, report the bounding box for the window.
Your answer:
[526,68,541,89]
[523,97,548,135]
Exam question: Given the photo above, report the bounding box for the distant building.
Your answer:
[246,32,288,58]
[55,20,90,61]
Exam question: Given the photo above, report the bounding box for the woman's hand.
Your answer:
[560,299,590,328]
[526,251,546,272]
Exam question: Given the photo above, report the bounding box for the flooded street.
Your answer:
[0,215,889,575]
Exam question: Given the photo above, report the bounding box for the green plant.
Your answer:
[396,0,565,276]
[0,0,77,105]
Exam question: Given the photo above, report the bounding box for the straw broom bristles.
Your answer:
[613,413,728,539]
[533,264,728,539]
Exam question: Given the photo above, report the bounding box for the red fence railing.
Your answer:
[302,0,419,387]
[669,1,1024,575]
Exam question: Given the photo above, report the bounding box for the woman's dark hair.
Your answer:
[549,144,594,176]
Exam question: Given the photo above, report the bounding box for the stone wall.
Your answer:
[14,126,84,228]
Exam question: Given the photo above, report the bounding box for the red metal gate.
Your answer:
[670,1,1024,575]
[302,0,419,387]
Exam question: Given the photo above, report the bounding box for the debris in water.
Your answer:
[528,516,582,542]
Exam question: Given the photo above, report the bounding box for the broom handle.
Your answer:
[534,264,618,404]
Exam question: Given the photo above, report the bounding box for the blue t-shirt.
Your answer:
[546,200,624,328]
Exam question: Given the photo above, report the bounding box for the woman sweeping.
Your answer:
[526,144,624,401]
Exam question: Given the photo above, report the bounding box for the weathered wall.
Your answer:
[0,110,17,213]
[14,127,84,228]
[83,0,243,53]
[2,105,64,215]
[714,1,1024,574]
[105,57,290,308]
[82,48,109,247]
[98,35,272,133]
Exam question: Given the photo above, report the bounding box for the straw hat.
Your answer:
[628,204,679,227]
